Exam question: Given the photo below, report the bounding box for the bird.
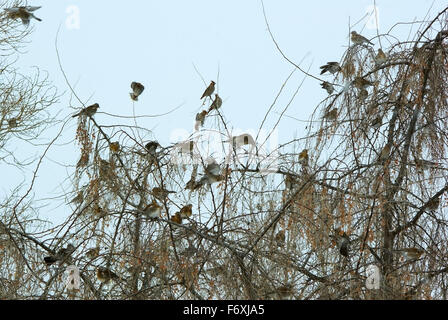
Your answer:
[353,77,374,89]
[44,244,75,266]
[331,231,350,257]
[200,81,215,100]
[320,62,341,75]
[130,82,145,101]
[142,200,162,218]
[109,141,120,153]
[145,141,161,156]
[185,177,197,191]
[225,134,256,150]
[375,49,387,65]
[359,89,369,101]
[179,204,193,219]
[96,267,119,283]
[401,248,425,260]
[8,118,17,128]
[170,212,182,224]
[298,149,309,166]
[208,94,223,112]
[274,230,285,247]
[151,187,176,200]
[426,196,440,211]
[378,143,391,163]
[193,173,224,190]
[4,6,42,25]
[69,191,84,204]
[414,159,440,169]
[72,103,99,118]
[265,284,294,300]
[371,116,382,129]
[85,247,100,260]
[320,81,335,95]
[351,31,373,46]
[323,108,338,121]
[284,173,297,190]
[204,158,221,177]
[195,110,208,130]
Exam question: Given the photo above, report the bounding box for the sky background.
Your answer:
[2,0,444,223]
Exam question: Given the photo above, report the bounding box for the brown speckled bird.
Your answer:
[130,82,145,101]
[200,81,215,100]
[170,212,182,224]
[351,31,373,46]
[353,77,374,89]
[85,247,100,260]
[96,267,119,283]
[378,143,391,163]
[298,149,309,166]
[323,108,338,121]
[179,204,193,219]
[151,187,176,200]
[143,200,162,218]
[72,103,99,118]
[375,49,387,65]
[401,247,424,260]
[109,141,120,153]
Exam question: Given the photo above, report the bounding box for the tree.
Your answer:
[2,2,448,300]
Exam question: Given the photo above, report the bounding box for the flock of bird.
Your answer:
[319,31,386,99]
[9,5,429,283]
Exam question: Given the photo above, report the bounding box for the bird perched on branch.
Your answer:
[195,110,208,130]
[274,230,285,247]
[375,49,387,65]
[44,244,75,266]
[96,266,119,283]
[400,247,425,260]
[72,103,99,118]
[170,212,183,224]
[331,230,350,257]
[426,196,440,211]
[353,77,374,89]
[85,247,100,260]
[298,149,309,166]
[351,31,373,46]
[225,134,256,150]
[143,200,162,218]
[151,187,176,200]
[109,141,120,153]
[371,116,382,129]
[130,82,145,101]
[323,108,338,121]
[204,158,221,177]
[179,204,193,219]
[208,94,223,112]
[145,141,161,156]
[320,62,341,75]
[4,6,42,25]
[320,81,335,95]
[200,81,215,100]
[378,143,391,163]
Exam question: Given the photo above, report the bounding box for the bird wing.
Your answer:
[4,7,20,13]
[24,6,42,12]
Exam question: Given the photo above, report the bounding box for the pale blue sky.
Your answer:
[3,0,444,222]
